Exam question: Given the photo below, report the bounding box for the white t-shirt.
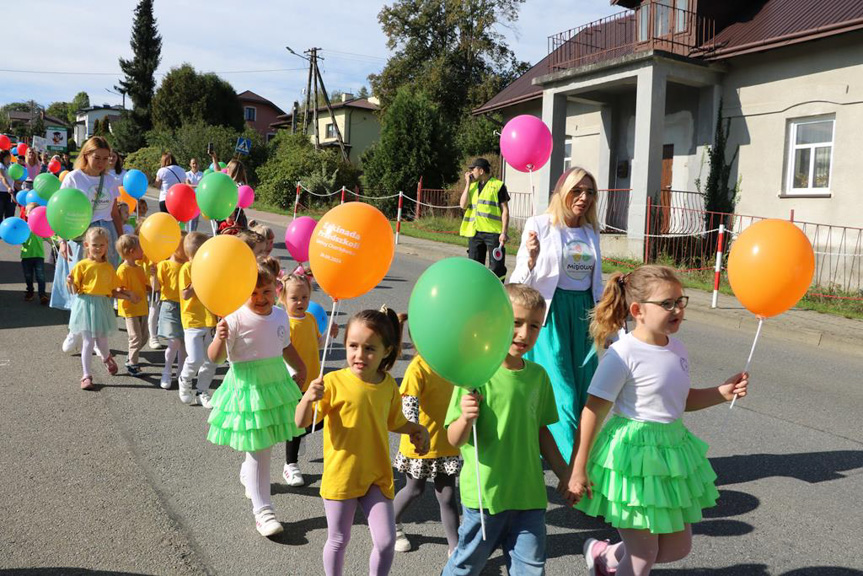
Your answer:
[186,170,203,187]
[156,165,187,200]
[0,165,11,192]
[225,305,291,363]
[587,332,691,423]
[61,170,121,223]
[557,226,596,291]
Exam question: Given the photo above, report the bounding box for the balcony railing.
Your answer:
[549,3,715,73]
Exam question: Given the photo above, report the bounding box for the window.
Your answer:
[325,123,336,139]
[786,116,834,195]
[563,137,573,171]
[266,132,277,143]
[244,107,256,122]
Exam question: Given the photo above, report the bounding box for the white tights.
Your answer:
[81,334,109,378]
[162,338,186,383]
[241,448,272,514]
[602,525,693,576]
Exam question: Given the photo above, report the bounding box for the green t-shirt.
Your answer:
[445,360,558,514]
[20,233,44,260]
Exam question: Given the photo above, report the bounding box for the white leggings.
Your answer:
[601,525,693,576]
[181,328,216,393]
[162,338,186,383]
[81,334,109,378]
[241,448,272,514]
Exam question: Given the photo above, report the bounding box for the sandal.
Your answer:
[103,356,118,376]
[80,375,94,390]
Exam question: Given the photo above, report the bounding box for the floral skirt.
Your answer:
[394,453,462,480]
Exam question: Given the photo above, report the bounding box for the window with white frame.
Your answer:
[244,107,256,122]
[786,116,834,194]
[325,123,336,139]
[563,136,573,171]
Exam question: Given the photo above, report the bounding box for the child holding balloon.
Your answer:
[152,235,188,390]
[67,227,139,390]
[115,234,150,376]
[562,265,748,576]
[206,260,307,537]
[295,307,430,576]
[20,203,49,304]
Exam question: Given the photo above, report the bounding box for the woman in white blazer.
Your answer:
[509,166,603,463]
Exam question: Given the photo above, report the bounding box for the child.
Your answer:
[564,266,749,576]
[248,220,275,258]
[296,307,430,576]
[152,234,188,389]
[237,229,268,260]
[443,284,567,575]
[115,234,150,376]
[21,203,49,305]
[67,227,138,390]
[279,273,338,487]
[179,232,218,407]
[118,203,134,236]
[207,260,307,537]
[392,351,462,555]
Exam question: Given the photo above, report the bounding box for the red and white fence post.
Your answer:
[395,191,404,245]
[340,186,346,205]
[711,223,726,308]
[293,183,301,220]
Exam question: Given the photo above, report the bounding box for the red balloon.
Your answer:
[48,159,61,174]
[0,135,10,151]
[17,143,29,156]
[165,183,200,222]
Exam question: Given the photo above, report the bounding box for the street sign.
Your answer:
[32,136,48,152]
[235,137,252,155]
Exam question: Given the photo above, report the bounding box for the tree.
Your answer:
[117,0,162,133]
[357,86,370,99]
[30,116,45,140]
[151,64,243,131]
[46,102,71,122]
[92,119,102,136]
[110,111,146,153]
[2,102,33,113]
[71,92,90,113]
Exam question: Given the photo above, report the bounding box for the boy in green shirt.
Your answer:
[443,284,567,575]
[21,203,48,305]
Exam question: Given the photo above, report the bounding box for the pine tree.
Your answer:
[117,0,162,135]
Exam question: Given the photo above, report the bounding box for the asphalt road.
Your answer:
[1,220,862,576]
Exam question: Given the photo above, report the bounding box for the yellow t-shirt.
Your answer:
[179,262,217,329]
[116,262,149,318]
[156,259,183,302]
[317,368,408,500]
[398,355,459,459]
[289,314,320,391]
[70,259,120,297]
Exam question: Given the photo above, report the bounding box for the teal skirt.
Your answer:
[525,288,597,462]
[207,356,303,452]
[68,294,117,338]
[575,416,719,534]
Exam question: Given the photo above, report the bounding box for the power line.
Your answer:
[0,67,307,76]
[322,49,387,61]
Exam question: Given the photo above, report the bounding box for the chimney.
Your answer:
[341,93,353,103]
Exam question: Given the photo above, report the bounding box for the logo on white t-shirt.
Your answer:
[680,357,689,374]
[563,239,594,281]
[277,325,287,342]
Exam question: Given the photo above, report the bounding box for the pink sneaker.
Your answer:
[584,538,615,576]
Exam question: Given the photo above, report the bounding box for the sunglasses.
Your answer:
[641,296,690,311]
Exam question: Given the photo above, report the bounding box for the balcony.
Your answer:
[548,2,715,73]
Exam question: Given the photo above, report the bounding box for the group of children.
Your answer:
[57,202,750,575]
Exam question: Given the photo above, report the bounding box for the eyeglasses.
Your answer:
[641,296,689,311]
[89,154,111,162]
[571,187,597,198]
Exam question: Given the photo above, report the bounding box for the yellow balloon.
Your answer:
[59,170,69,182]
[139,212,181,263]
[191,235,257,317]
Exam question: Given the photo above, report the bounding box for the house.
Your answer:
[271,94,381,164]
[237,90,285,142]
[476,0,863,258]
[6,110,69,138]
[73,105,124,147]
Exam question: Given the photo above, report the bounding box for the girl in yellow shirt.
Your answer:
[152,235,187,390]
[67,227,138,390]
[296,307,430,576]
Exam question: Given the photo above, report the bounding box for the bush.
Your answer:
[124,145,162,181]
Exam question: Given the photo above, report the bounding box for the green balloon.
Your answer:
[219,161,227,169]
[34,172,61,200]
[203,168,214,176]
[47,188,93,239]
[408,258,514,389]
[197,172,238,220]
[8,163,24,180]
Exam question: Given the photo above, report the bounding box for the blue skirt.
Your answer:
[158,300,183,339]
[50,221,119,311]
[69,294,117,338]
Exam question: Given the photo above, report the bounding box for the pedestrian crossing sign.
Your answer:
[235,137,252,155]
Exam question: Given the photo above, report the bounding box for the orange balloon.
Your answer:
[118,185,137,212]
[309,203,394,300]
[727,219,815,318]
[139,212,181,263]
[191,235,257,317]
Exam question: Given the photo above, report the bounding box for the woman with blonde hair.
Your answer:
[509,166,603,463]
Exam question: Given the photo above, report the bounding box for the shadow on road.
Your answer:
[0,570,153,576]
[712,451,863,485]
[0,289,68,331]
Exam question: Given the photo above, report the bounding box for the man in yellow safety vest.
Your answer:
[459,158,510,280]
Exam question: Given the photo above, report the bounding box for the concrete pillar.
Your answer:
[597,105,613,191]
[629,65,667,258]
[534,91,568,215]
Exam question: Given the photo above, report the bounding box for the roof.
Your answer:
[472,53,550,115]
[78,105,124,114]
[237,90,285,115]
[273,97,380,123]
[7,110,70,127]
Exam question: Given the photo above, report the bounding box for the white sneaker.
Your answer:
[178,378,195,404]
[197,391,213,409]
[254,507,283,537]
[149,337,165,350]
[394,524,411,552]
[61,332,80,354]
[160,376,172,390]
[282,463,305,487]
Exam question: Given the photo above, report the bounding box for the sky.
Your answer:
[4,0,619,113]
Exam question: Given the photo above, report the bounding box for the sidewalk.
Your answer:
[157,194,863,356]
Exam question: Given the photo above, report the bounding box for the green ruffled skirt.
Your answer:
[575,416,719,534]
[207,356,303,452]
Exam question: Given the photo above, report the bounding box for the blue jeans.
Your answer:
[22,258,46,296]
[442,507,546,576]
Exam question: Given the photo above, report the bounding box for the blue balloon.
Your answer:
[307,301,329,335]
[123,169,148,199]
[16,190,28,206]
[26,189,47,206]
[16,168,27,181]
[0,216,31,245]
[11,147,18,156]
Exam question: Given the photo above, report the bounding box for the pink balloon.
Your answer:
[28,206,54,238]
[499,115,553,172]
[237,185,255,209]
[285,216,317,263]
[221,168,229,174]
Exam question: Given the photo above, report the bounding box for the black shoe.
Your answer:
[24,290,34,301]
[126,363,142,376]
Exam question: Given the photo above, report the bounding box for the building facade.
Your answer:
[237,90,285,142]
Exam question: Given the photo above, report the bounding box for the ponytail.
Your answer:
[346,307,407,374]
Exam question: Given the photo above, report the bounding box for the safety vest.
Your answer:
[460,177,504,237]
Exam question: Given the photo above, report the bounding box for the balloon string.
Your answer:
[730,317,763,409]
[311,298,339,433]
[528,169,535,217]
[472,421,487,541]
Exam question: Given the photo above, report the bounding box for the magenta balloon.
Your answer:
[27,206,54,238]
[499,115,553,172]
[285,216,317,262]
[237,185,255,209]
